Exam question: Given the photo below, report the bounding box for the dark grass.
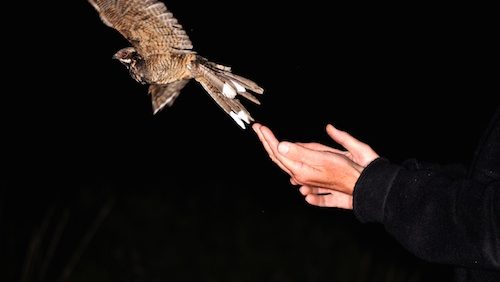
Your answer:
[2,184,453,282]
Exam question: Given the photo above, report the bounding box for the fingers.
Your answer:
[299,186,332,196]
[258,125,357,190]
[258,126,318,177]
[252,123,292,175]
[326,124,379,166]
[275,140,324,168]
[326,124,365,152]
[254,124,343,169]
[253,124,322,180]
[252,123,274,159]
[300,186,353,209]
[296,142,348,155]
[253,123,354,210]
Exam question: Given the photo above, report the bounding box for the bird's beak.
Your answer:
[112,54,118,60]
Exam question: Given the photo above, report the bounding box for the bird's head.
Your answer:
[112,47,140,67]
[112,47,146,83]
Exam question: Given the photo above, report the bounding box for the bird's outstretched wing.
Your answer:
[88,0,194,56]
[149,79,190,114]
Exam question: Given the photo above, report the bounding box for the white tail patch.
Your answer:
[230,111,246,129]
[231,81,246,93]
[237,110,250,124]
[222,83,237,98]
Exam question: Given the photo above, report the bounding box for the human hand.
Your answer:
[298,185,354,209]
[252,123,363,194]
[252,123,379,208]
[322,124,379,167]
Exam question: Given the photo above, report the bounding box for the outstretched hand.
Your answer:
[252,123,379,209]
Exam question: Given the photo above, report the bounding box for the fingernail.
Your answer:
[278,142,289,154]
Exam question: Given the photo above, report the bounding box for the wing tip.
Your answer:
[87,0,99,11]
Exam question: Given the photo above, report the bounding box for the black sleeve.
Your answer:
[353,158,500,271]
[401,158,467,179]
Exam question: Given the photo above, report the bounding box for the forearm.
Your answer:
[353,158,500,270]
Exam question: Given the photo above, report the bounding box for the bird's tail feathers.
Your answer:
[192,57,263,129]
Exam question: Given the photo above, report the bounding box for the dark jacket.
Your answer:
[353,106,500,281]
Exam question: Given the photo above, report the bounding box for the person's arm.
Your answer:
[354,158,500,270]
[402,158,468,178]
[253,122,499,270]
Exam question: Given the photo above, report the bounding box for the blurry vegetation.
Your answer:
[1,184,451,282]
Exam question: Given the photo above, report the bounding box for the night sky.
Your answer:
[3,1,498,281]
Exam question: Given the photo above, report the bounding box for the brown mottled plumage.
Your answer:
[88,0,263,128]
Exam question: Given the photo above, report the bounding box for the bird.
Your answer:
[88,0,263,129]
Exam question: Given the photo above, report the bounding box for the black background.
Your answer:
[3,1,498,281]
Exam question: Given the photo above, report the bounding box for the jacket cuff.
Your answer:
[353,158,401,223]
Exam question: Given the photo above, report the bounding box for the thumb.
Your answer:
[326,124,366,153]
[326,124,379,166]
[277,141,323,164]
